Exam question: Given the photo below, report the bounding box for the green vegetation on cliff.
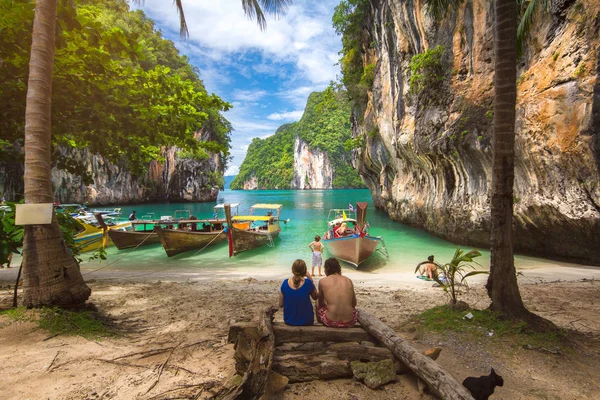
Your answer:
[230,87,363,189]
[0,0,231,182]
[231,123,296,189]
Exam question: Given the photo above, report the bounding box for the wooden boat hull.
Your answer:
[108,229,160,250]
[74,222,132,253]
[155,226,227,257]
[229,227,280,256]
[322,235,381,268]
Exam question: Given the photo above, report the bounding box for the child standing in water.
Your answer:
[308,235,324,277]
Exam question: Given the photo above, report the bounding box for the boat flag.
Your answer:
[342,211,347,220]
[349,203,355,212]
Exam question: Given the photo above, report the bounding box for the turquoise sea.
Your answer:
[73,189,579,283]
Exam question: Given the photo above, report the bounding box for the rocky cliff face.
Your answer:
[3,131,223,205]
[290,137,335,189]
[353,0,600,264]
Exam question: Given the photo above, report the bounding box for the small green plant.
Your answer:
[477,135,483,141]
[517,74,525,86]
[461,130,469,137]
[368,126,379,139]
[415,247,487,308]
[514,195,521,204]
[344,136,365,151]
[485,109,494,119]
[552,52,559,62]
[360,63,376,87]
[408,45,446,96]
[573,63,587,78]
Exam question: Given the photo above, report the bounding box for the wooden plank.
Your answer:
[272,322,375,345]
[358,309,474,400]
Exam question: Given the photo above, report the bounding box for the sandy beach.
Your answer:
[1,260,599,399]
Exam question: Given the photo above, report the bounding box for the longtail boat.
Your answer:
[321,202,388,268]
[75,214,132,252]
[224,203,284,256]
[107,209,191,251]
[108,218,162,250]
[155,204,239,257]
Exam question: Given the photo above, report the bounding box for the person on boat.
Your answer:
[335,222,348,238]
[279,259,318,326]
[317,258,358,328]
[128,210,137,221]
[418,255,438,280]
[308,235,324,277]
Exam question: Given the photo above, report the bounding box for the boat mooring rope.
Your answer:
[83,230,156,276]
[191,229,226,256]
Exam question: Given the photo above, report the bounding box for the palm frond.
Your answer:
[423,0,464,21]
[259,0,292,18]
[173,0,189,39]
[130,1,188,39]
[517,0,550,58]
[242,0,267,30]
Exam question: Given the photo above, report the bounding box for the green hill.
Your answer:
[230,87,363,190]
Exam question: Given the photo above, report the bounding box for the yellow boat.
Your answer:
[74,217,132,252]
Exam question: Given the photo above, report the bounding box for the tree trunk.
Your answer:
[357,309,474,400]
[21,0,90,307]
[485,0,528,315]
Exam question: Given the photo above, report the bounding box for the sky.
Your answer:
[134,0,343,175]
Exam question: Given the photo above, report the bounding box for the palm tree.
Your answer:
[422,0,530,316]
[21,0,292,307]
[22,0,91,307]
[484,0,529,316]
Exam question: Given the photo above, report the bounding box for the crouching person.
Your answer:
[317,257,358,328]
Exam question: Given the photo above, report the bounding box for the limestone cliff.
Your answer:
[290,136,334,189]
[2,130,224,205]
[231,90,363,190]
[350,0,600,264]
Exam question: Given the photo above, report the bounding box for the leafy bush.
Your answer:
[408,45,446,99]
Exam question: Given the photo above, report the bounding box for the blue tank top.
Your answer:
[281,278,315,326]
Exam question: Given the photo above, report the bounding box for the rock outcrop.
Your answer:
[3,131,224,205]
[290,137,334,189]
[352,0,600,264]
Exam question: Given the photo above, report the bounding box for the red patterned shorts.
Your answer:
[317,305,358,328]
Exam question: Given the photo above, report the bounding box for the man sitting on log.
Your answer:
[317,258,358,328]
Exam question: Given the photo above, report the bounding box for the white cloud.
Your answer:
[138,0,341,84]
[267,110,303,121]
[231,89,268,102]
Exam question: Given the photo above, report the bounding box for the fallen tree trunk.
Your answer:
[272,322,374,345]
[272,342,397,382]
[357,309,474,400]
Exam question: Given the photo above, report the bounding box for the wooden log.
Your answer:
[357,309,474,400]
[222,306,278,400]
[272,322,375,345]
[272,342,399,382]
[228,322,259,344]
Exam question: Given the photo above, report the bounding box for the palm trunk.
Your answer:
[22,0,90,307]
[485,0,527,315]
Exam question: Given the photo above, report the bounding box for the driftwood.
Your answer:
[272,322,375,345]
[357,309,474,400]
[272,342,397,382]
[222,306,278,400]
[228,322,259,344]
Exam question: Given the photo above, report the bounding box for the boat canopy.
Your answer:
[215,203,240,209]
[328,218,357,226]
[250,204,282,210]
[232,215,272,221]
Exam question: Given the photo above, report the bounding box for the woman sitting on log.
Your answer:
[279,259,318,326]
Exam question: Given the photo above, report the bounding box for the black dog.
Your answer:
[462,368,504,400]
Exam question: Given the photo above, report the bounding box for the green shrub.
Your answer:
[408,45,446,96]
